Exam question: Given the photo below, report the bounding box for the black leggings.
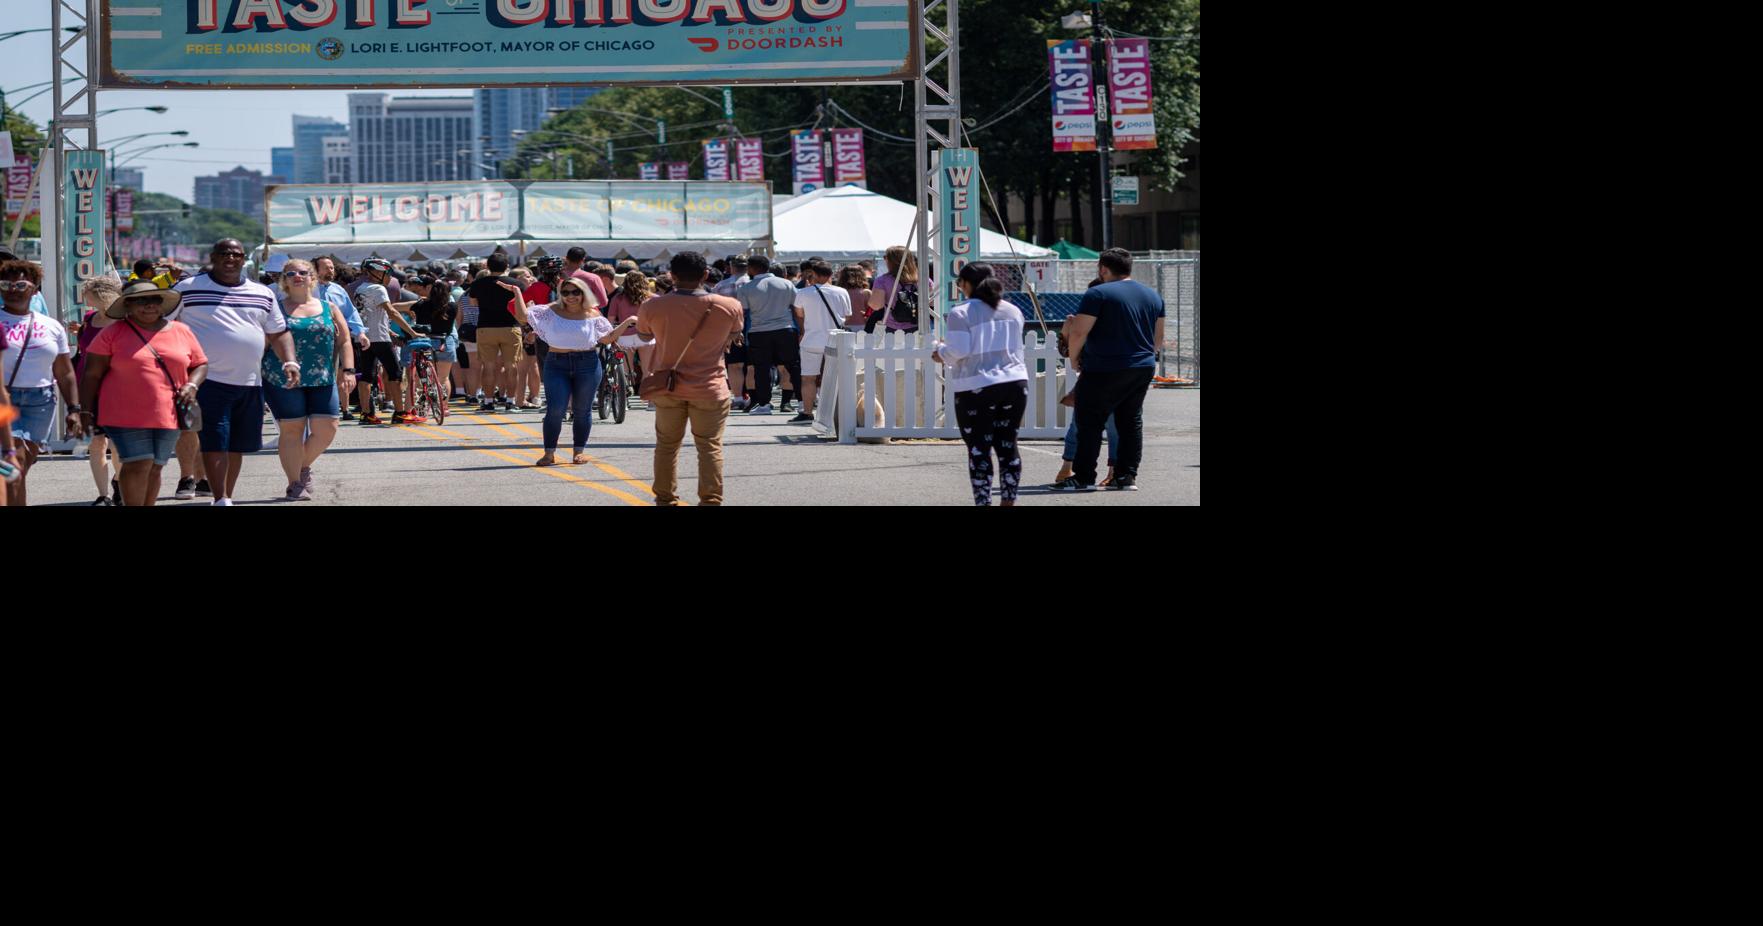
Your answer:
[954,381,1028,506]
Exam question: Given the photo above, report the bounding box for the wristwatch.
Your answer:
[341,368,357,375]
[67,404,83,414]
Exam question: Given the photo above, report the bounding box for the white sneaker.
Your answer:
[213,498,235,507]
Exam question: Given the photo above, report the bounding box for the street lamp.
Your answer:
[97,106,170,117]
[0,28,84,43]
[116,141,199,165]
[102,130,190,148]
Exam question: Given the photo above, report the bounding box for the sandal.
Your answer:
[536,454,558,467]
[571,452,590,465]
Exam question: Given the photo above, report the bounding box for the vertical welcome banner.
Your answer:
[791,130,825,195]
[703,140,731,181]
[639,163,661,180]
[64,151,107,297]
[935,148,980,336]
[1048,39,1098,153]
[1108,38,1157,150]
[735,138,764,182]
[667,162,689,181]
[831,128,868,188]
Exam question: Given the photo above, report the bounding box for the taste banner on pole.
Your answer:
[791,130,824,194]
[1107,37,1157,150]
[667,162,690,180]
[831,128,867,188]
[703,139,731,181]
[1048,39,1098,153]
[6,156,38,221]
[639,163,661,181]
[735,138,764,182]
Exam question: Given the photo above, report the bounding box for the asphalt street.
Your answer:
[24,388,1199,507]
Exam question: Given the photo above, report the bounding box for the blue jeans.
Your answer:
[541,349,602,452]
[1063,412,1119,465]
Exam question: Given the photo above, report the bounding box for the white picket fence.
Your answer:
[815,330,1072,444]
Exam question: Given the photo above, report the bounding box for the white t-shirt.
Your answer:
[352,283,395,343]
[171,274,286,387]
[1,310,70,388]
[527,305,614,351]
[794,283,852,353]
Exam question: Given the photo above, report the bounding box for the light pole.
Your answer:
[1090,1,1113,250]
[97,106,170,118]
[102,130,190,149]
[0,28,83,43]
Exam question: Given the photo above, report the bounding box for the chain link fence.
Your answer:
[985,253,1200,385]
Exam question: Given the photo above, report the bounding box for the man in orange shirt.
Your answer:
[636,252,744,507]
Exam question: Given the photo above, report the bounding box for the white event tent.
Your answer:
[771,186,1054,263]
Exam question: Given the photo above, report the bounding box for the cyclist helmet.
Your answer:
[362,258,392,274]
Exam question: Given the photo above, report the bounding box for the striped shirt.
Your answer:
[935,298,1028,394]
[171,274,286,387]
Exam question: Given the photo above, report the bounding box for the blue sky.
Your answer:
[2,6,466,201]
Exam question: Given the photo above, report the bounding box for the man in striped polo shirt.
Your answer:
[171,239,301,507]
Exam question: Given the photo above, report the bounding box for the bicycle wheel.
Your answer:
[426,362,447,425]
[612,361,628,424]
[597,370,610,420]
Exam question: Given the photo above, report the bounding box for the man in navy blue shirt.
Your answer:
[1058,248,1165,492]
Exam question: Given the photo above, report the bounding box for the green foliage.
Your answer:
[507,0,1197,238]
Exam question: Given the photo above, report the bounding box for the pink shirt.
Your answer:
[606,293,645,327]
[87,320,208,430]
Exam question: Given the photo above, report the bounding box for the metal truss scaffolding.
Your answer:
[915,0,961,343]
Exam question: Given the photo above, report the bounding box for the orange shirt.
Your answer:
[87,321,208,430]
[636,291,743,402]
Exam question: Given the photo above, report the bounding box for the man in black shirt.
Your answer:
[468,254,521,413]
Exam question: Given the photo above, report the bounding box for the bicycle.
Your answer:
[402,325,448,426]
[597,343,628,424]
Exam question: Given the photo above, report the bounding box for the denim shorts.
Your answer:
[105,426,179,465]
[197,380,266,454]
[264,383,341,422]
[7,386,56,448]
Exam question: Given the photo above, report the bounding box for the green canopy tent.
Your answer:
[1050,239,1101,260]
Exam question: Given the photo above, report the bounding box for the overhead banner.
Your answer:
[831,127,867,188]
[1107,37,1157,150]
[703,139,730,182]
[791,130,824,195]
[1047,39,1097,153]
[735,138,764,182]
[639,163,661,181]
[98,1,918,90]
[267,180,772,244]
[667,162,690,181]
[64,151,108,297]
[935,148,979,331]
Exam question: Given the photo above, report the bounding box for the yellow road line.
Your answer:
[484,413,655,499]
[455,413,524,441]
[397,421,651,507]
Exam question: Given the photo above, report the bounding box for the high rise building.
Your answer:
[472,87,604,179]
[292,114,348,184]
[272,147,295,184]
[323,137,353,184]
[113,168,145,191]
[194,166,282,218]
[349,94,475,183]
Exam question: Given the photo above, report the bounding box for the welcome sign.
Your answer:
[266,180,771,243]
[99,1,918,89]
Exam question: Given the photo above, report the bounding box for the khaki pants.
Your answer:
[477,327,523,373]
[651,395,731,506]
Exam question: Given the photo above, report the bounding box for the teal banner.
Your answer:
[267,182,519,244]
[100,1,917,89]
[268,180,772,244]
[934,147,978,332]
[64,150,107,297]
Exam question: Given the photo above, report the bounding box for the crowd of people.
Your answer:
[1,240,1164,507]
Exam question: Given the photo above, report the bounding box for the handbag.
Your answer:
[126,320,202,432]
[640,296,716,396]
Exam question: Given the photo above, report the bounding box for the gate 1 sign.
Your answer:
[64,151,107,299]
[99,1,918,89]
[935,148,979,328]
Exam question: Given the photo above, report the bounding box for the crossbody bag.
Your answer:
[125,320,202,432]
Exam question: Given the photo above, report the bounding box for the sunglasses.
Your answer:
[124,296,163,306]
[281,270,311,278]
[0,280,34,292]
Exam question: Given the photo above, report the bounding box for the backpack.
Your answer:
[889,282,920,329]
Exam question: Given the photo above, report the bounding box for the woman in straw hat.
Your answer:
[78,280,209,507]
